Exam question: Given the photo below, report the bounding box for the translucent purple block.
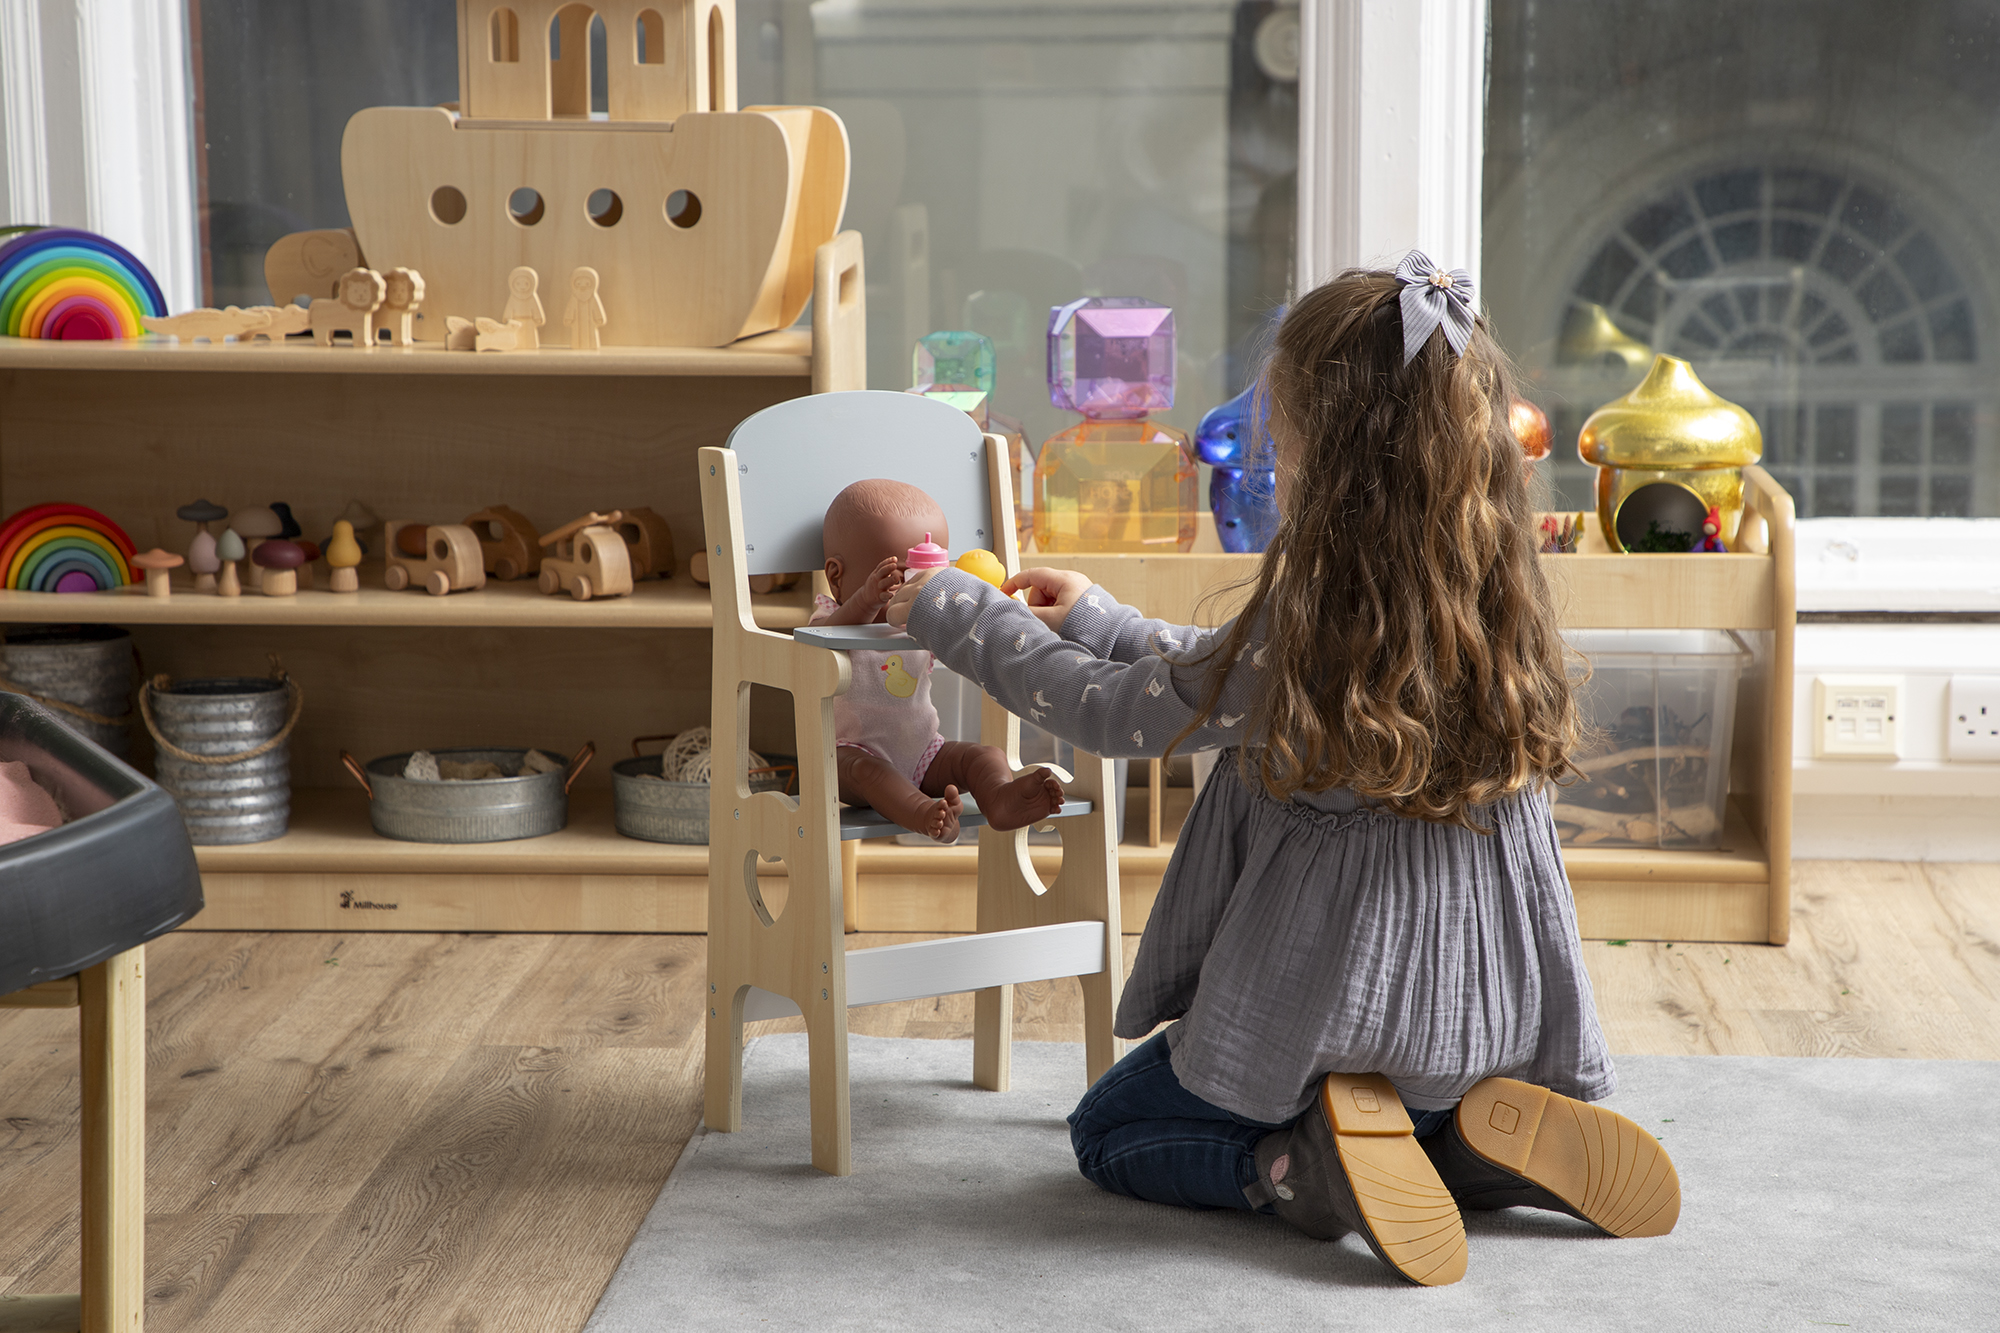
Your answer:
[1047,297,1174,419]
[913,330,995,394]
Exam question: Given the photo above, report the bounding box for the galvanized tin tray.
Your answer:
[612,748,794,844]
[341,744,594,844]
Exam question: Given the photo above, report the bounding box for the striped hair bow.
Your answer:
[1394,250,1476,366]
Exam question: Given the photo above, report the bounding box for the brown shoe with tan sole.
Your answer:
[1427,1077,1680,1238]
[1247,1073,1468,1286]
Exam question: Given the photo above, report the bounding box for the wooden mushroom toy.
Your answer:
[253,538,306,596]
[215,528,245,597]
[232,505,284,588]
[326,520,363,593]
[132,548,183,598]
[295,538,321,591]
[178,498,228,592]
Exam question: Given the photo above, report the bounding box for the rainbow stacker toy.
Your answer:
[0,503,138,591]
[0,228,166,340]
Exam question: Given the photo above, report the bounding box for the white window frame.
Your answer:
[0,0,200,312]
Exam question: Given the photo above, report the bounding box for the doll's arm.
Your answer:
[817,555,902,626]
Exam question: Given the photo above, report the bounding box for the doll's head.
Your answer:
[509,265,537,297]
[823,479,948,616]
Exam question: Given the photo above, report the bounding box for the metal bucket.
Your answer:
[143,676,296,845]
[0,624,134,758]
[612,753,793,844]
[344,745,593,843]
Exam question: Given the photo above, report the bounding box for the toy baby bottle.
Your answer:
[905,533,949,581]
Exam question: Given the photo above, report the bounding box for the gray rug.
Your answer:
[586,1036,1999,1332]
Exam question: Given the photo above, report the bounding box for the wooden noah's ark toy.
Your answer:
[332,0,848,348]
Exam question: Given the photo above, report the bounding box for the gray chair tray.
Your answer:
[793,624,922,653]
[839,796,1093,841]
[0,692,204,997]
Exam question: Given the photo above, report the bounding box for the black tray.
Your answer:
[0,691,203,996]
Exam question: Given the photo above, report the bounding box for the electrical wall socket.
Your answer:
[1813,675,1903,759]
[1947,675,2000,762]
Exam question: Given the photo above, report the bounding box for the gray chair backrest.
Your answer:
[722,390,996,578]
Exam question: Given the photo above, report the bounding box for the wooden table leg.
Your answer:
[79,947,144,1333]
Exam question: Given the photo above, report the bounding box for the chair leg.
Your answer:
[971,984,1012,1091]
[1079,967,1122,1087]
[805,995,853,1176]
[79,946,144,1333]
[703,976,745,1134]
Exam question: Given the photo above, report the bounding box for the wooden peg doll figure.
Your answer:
[504,266,545,349]
[565,266,606,351]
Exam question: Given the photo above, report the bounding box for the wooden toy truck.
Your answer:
[384,521,487,595]
[464,504,542,580]
[537,511,634,602]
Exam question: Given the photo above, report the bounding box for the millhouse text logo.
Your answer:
[338,890,400,911]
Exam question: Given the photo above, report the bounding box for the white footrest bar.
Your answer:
[740,921,1107,1021]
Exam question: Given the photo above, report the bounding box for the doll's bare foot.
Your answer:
[909,785,963,843]
[978,767,1066,832]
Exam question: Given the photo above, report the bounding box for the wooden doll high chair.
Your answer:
[699,390,1123,1176]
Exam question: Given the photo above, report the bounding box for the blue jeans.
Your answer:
[1068,1029,1454,1212]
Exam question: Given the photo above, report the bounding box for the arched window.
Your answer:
[1555,163,1985,517]
[637,9,665,65]
[490,6,520,62]
[548,5,605,117]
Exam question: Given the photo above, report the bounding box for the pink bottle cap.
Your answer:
[906,532,949,570]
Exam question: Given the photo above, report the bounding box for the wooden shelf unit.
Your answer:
[5,261,1792,944]
[0,234,869,939]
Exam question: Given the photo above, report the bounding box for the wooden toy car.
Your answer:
[537,511,633,602]
[613,506,676,580]
[384,521,487,595]
[463,504,542,580]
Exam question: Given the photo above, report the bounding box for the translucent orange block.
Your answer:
[1032,418,1197,553]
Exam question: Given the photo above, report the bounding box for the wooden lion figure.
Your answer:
[310,267,388,347]
[380,267,426,346]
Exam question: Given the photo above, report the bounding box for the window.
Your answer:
[1487,1,1999,518]
[491,7,520,63]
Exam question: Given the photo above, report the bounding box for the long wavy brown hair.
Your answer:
[1173,267,1581,828]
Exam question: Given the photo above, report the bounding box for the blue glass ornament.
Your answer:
[1212,466,1278,554]
[1195,381,1256,467]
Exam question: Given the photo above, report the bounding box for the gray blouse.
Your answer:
[905,569,1615,1123]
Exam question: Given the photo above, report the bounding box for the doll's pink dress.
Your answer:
[809,594,946,785]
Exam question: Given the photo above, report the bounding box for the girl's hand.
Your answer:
[1002,567,1092,632]
[884,567,942,628]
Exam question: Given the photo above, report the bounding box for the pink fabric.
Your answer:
[0,759,63,846]
[811,594,945,784]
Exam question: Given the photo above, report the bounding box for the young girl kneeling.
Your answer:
[889,256,1679,1287]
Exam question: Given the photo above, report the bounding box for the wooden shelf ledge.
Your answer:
[0,328,813,377]
[0,573,811,630]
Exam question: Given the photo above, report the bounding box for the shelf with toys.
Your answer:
[0,566,814,630]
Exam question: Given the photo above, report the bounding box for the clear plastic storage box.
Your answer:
[1554,629,1753,850]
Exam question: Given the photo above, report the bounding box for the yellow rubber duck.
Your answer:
[881,654,920,699]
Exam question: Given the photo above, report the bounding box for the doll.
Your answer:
[1695,506,1729,552]
[565,266,606,350]
[503,265,545,349]
[811,478,1066,842]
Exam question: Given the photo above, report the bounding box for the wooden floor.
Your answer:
[2,860,1995,1330]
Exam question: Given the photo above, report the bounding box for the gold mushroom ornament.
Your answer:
[1578,354,1762,554]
